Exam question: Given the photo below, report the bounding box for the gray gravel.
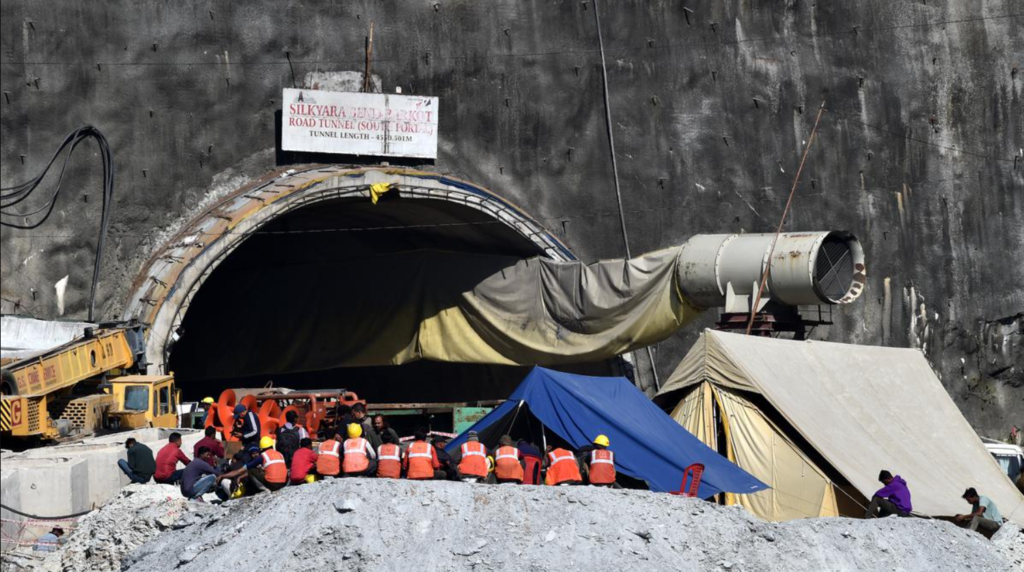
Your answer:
[7,479,1019,572]
[118,479,1018,572]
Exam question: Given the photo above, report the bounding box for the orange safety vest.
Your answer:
[343,438,370,474]
[588,449,616,485]
[316,439,341,476]
[458,441,489,478]
[544,448,582,486]
[261,449,288,484]
[377,443,402,479]
[494,445,524,482]
[406,441,436,480]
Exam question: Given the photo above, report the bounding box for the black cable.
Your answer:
[0,502,92,521]
[1,126,115,322]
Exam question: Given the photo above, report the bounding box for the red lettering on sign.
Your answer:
[43,365,56,381]
[11,401,23,427]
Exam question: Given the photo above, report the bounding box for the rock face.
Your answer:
[38,479,1024,572]
[0,1,1021,432]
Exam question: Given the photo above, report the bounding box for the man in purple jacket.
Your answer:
[865,470,913,518]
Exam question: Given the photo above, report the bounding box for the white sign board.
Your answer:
[282,88,439,159]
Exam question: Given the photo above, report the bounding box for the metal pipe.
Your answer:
[676,231,867,311]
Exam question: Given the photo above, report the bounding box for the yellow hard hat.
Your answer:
[260,436,275,450]
[201,397,215,404]
[304,474,316,484]
[347,423,362,439]
[231,482,246,499]
[594,434,610,447]
[487,456,495,473]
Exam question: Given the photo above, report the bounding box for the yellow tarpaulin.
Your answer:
[657,330,1024,524]
[178,247,703,378]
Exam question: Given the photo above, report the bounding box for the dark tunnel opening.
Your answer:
[166,192,616,409]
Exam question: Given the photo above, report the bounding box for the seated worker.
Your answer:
[955,488,1003,534]
[544,444,583,486]
[246,436,288,493]
[864,470,912,518]
[342,423,378,477]
[317,434,343,478]
[118,437,155,484]
[180,446,221,501]
[33,527,64,552]
[518,440,543,485]
[154,432,191,485]
[404,428,444,480]
[352,403,381,449]
[214,450,256,500]
[455,431,491,483]
[290,438,319,484]
[193,426,226,462]
[376,432,403,479]
[582,434,617,487]
[373,415,401,447]
[493,435,525,484]
[433,437,458,481]
[276,410,306,467]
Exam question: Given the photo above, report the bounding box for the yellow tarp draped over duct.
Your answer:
[179,247,702,379]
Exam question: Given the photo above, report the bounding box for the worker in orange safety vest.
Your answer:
[544,444,583,486]
[376,431,403,479]
[342,423,377,477]
[316,436,343,478]
[493,434,525,484]
[455,431,491,482]
[404,428,444,480]
[249,436,288,492]
[583,434,617,487]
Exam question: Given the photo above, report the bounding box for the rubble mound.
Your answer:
[991,523,1024,569]
[112,479,1017,572]
[21,484,212,572]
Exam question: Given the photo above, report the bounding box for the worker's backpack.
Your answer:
[276,426,301,466]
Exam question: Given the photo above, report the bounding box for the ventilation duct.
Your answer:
[677,231,866,312]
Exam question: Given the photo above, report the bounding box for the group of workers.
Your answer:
[116,402,621,506]
[115,403,1010,537]
[863,470,1006,535]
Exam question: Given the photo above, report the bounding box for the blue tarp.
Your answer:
[445,367,768,497]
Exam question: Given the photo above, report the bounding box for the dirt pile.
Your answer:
[991,523,1024,569]
[112,479,1019,572]
[2,484,210,572]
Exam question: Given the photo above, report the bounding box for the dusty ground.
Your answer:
[4,480,1021,572]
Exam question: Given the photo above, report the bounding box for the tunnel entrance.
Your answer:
[126,167,614,422]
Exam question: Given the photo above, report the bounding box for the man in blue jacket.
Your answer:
[865,470,912,517]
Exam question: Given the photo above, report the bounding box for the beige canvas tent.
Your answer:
[655,330,1024,524]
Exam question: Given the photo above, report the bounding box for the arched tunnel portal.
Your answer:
[123,166,617,411]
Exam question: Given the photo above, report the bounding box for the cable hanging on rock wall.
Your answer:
[1,126,115,322]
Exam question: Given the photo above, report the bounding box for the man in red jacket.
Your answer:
[155,432,191,484]
[192,426,225,462]
[290,439,319,484]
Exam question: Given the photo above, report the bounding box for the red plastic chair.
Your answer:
[670,463,705,497]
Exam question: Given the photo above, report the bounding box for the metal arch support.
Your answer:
[121,165,576,374]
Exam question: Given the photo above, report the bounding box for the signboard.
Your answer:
[282,88,439,159]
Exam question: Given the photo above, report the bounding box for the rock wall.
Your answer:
[1,1,1021,434]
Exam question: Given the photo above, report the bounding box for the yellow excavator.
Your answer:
[0,324,179,444]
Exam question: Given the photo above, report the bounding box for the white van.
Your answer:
[982,438,1024,490]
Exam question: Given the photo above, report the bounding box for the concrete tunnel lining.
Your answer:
[122,166,580,393]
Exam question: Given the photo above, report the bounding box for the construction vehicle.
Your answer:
[0,324,179,444]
